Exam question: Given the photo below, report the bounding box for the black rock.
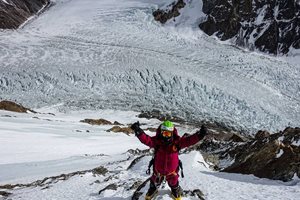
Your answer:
[222,127,300,181]
[152,0,186,24]
[0,0,50,29]
[199,0,300,55]
[153,0,300,55]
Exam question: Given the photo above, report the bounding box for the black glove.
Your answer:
[130,121,143,136]
[196,125,208,139]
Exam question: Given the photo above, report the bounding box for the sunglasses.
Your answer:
[161,130,172,137]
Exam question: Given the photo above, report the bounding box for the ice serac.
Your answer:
[0,0,50,29]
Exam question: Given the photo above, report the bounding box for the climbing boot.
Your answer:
[145,181,158,200]
[171,185,183,200]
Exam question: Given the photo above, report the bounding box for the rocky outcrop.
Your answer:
[199,0,241,40]
[98,183,118,195]
[0,165,108,190]
[189,126,300,181]
[80,118,123,126]
[199,0,300,55]
[222,127,300,181]
[0,191,12,197]
[0,0,50,29]
[0,100,36,113]
[106,126,133,135]
[152,0,186,24]
[80,118,113,125]
[153,0,300,55]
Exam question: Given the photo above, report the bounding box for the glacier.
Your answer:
[0,0,299,134]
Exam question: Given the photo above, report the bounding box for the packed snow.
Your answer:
[0,108,150,184]
[276,149,284,158]
[0,0,299,134]
[292,139,300,146]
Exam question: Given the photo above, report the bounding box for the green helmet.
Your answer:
[161,120,174,132]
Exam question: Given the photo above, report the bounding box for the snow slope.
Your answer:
[8,152,300,200]
[0,0,299,132]
[0,109,299,200]
[0,108,155,184]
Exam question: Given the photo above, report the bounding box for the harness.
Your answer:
[146,144,184,178]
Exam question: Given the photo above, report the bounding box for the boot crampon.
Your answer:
[145,181,158,200]
[171,185,183,200]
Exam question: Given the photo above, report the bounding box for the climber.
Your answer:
[131,120,207,200]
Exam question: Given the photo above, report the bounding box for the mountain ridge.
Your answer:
[153,0,300,55]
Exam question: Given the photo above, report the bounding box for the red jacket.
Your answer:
[137,127,201,175]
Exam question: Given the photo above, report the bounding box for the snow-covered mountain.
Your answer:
[154,0,300,55]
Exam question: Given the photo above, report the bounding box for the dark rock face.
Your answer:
[192,127,300,181]
[199,0,300,55]
[153,0,300,55]
[222,127,300,181]
[255,130,271,140]
[0,190,12,197]
[0,0,50,29]
[200,0,241,40]
[152,0,186,24]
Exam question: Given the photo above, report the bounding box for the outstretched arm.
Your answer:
[131,121,155,148]
[179,125,207,149]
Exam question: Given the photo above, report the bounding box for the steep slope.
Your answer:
[0,109,299,200]
[199,0,300,55]
[153,0,300,55]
